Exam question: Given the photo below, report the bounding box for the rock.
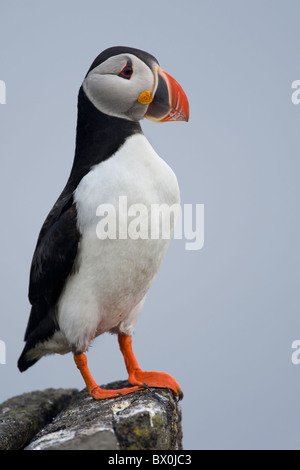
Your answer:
[0,383,182,450]
[25,382,182,450]
[0,388,77,450]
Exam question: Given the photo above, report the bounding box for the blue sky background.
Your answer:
[0,0,300,449]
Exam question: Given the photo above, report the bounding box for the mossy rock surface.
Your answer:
[0,382,182,450]
[0,388,77,450]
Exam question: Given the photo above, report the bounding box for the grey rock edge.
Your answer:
[0,382,182,450]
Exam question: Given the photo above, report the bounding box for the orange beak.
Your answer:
[145,67,189,123]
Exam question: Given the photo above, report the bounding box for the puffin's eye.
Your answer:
[118,61,133,80]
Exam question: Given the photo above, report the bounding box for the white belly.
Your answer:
[57,134,180,352]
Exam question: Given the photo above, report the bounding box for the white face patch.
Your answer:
[82,54,155,121]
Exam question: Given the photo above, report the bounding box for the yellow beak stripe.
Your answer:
[137,90,153,104]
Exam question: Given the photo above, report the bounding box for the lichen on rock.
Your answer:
[0,382,182,450]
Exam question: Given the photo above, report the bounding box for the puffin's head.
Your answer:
[82,46,189,123]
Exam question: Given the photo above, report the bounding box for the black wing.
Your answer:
[18,192,80,371]
[30,197,79,302]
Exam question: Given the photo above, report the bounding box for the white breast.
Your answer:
[57,133,180,353]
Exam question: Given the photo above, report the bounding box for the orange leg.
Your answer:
[118,334,183,400]
[74,352,144,400]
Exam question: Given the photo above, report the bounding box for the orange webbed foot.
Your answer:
[89,384,145,400]
[74,352,145,400]
[118,335,183,400]
[128,368,183,400]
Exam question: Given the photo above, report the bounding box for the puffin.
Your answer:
[18,46,189,400]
